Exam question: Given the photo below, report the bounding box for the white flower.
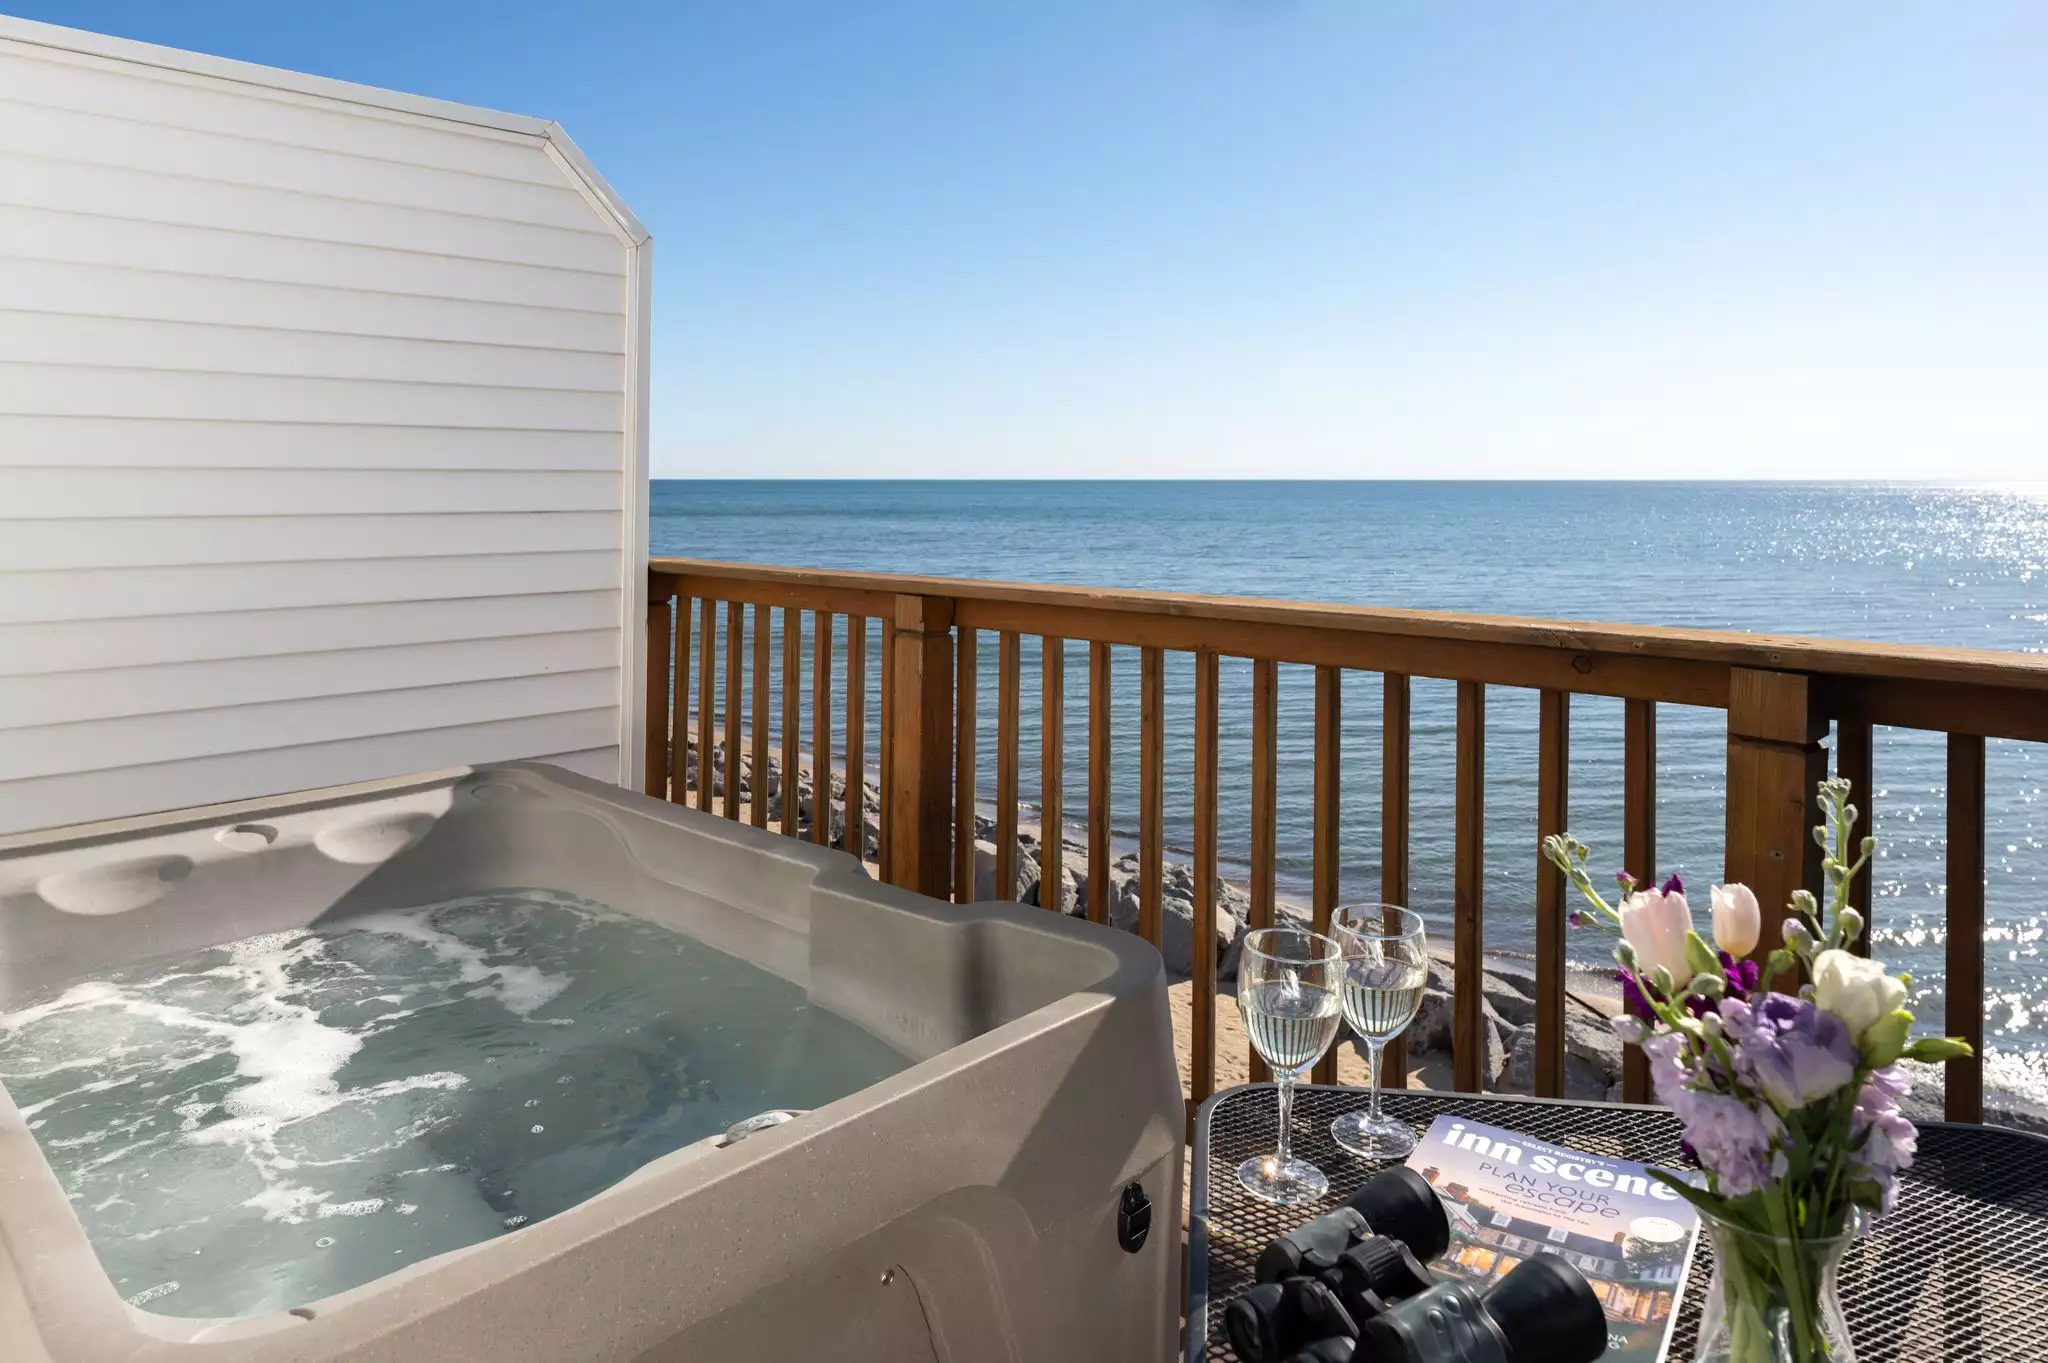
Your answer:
[1812,948,1908,1039]
[1711,883,1761,957]
[1620,887,1695,989]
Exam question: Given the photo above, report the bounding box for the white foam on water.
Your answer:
[0,887,912,1319]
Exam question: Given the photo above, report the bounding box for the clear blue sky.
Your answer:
[16,2,2048,479]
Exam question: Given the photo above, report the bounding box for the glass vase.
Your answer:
[1693,1208,1861,1363]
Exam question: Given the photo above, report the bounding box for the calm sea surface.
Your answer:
[651,481,2048,1104]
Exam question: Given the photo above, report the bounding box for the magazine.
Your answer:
[1403,1114,1700,1363]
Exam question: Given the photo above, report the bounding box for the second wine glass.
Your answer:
[1329,904,1429,1160]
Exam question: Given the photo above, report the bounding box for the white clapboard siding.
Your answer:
[6,709,621,834]
[1,512,622,572]
[0,16,651,836]
[0,259,627,352]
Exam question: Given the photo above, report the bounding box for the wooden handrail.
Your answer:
[644,557,2021,1125]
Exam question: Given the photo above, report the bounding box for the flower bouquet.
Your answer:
[1542,778,1972,1363]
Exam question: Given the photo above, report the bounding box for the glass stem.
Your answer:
[1366,1040,1386,1126]
[1275,1073,1295,1168]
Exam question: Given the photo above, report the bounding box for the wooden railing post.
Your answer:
[887,595,956,898]
[1726,669,1826,974]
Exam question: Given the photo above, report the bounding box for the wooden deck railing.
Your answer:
[646,557,2048,1125]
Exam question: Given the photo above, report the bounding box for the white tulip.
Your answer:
[1710,883,1761,958]
[1812,948,1908,1039]
[1619,887,1695,989]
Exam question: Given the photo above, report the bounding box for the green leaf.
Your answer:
[1903,1036,1974,1063]
[1684,930,1721,980]
[1646,1168,1730,1219]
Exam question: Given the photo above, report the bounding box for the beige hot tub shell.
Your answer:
[0,764,1184,1363]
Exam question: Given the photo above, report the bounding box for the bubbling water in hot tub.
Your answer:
[0,889,910,1319]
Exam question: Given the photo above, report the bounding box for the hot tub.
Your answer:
[0,764,1183,1363]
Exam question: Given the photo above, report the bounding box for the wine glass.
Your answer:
[1328,904,1429,1160]
[1235,926,1345,1205]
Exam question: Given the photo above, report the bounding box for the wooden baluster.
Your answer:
[812,612,834,846]
[1249,658,1279,1085]
[644,593,672,797]
[781,609,801,836]
[996,631,1021,900]
[879,619,895,878]
[1310,666,1341,1086]
[1946,734,1986,1123]
[697,598,717,812]
[1836,719,1875,955]
[1191,648,1220,1112]
[679,589,704,802]
[1040,638,1064,910]
[1453,681,1487,1094]
[1725,669,1826,981]
[725,599,743,820]
[1622,698,1657,1102]
[750,605,770,828]
[1534,690,1570,1098]
[1087,642,1112,926]
[1140,646,1166,950]
[954,627,976,900]
[846,617,867,863]
[884,595,954,897]
[1380,673,1411,1088]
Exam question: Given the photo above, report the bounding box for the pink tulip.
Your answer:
[1620,886,1695,988]
[1711,883,1761,958]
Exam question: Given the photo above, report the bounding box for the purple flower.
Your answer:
[1849,1065,1919,1214]
[1645,1034,1781,1197]
[1720,995,1858,1112]
[1616,869,1639,891]
[1661,873,1685,897]
[1719,951,1760,1000]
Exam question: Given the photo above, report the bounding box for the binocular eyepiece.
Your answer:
[1225,1166,1609,1363]
[1255,1166,1450,1282]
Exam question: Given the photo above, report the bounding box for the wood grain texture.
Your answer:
[724,599,742,821]
[846,615,866,863]
[879,619,894,880]
[1946,733,1986,1123]
[1040,635,1064,911]
[643,592,670,797]
[1088,641,1111,926]
[1191,648,1220,1110]
[1535,689,1569,1099]
[750,605,769,828]
[812,611,832,845]
[697,597,717,814]
[1453,681,1486,1094]
[1311,665,1341,1086]
[1623,698,1657,1103]
[884,595,954,898]
[1140,646,1166,951]
[652,557,2048,706]
[1249,657,1279,1086]
[669,595,691,807]
[954,626,976,901]
[1726,669,1826,982]
[780,608,800,837]
[1836,719,1875,955]
[996,630,1021,901]
[1380,673,1411,1087]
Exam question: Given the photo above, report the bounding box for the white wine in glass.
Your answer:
[1235,926,1344,1206]
[1330,905,1428,1160]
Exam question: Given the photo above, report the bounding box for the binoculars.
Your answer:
[1224,1167,1609,1363]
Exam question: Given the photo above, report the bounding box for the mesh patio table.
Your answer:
[1187,1084,2048,1363]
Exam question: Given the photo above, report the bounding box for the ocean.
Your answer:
[650,481,2048,1106]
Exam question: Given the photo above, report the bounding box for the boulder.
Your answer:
[1103,855,1238,979]
[1502,1023,1613,1100]
[972,839,1038,903]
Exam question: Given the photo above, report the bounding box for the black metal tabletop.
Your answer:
[1187,1085,2048,1363]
